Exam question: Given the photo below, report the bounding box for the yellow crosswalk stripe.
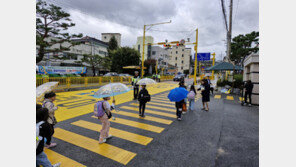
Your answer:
[53,128,137,165]
[130,103,175,113]
[91,116,164,133]
[44,148,86,167]
[114,110,173,125]
[214,95,221,99]
[148,102,175,108]
[226,96,234,100]
[121,106,176,118]
[151,99,174,104]
[71,120,153,146]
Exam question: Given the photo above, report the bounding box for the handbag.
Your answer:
[105,111,112,119]
[182,103,187,112]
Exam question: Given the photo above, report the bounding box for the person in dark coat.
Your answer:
[138,83,149,117]
[244,80,254,106]
[198,79,210,111]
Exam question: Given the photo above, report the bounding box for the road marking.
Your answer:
[130,103,175,113]
[151,99,174,104]
[91,116,164,133]
[121,106,176,118]
[226,96,234,100]
[114,110,173,125]
[44,148,86,167]
[214,95,221,99]
[71,120,153,146]
[53,128,137,165]
[148,102,175,108]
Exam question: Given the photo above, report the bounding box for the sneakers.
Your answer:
[99,138,107,144]
[106,134,113,139]
[248,104,252,107]
[182,112,186,115]
[45,143,57,148]
[177,118,182,121]
[141,115,145,118]
[52,162,61,167]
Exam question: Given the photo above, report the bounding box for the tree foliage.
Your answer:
[76,54,104,76]
[230,31,259,65]
[110,47,140,73]
[144,59,157,75]
[36,0,82,63]
[108,36,118,51]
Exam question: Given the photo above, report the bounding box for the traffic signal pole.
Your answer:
[211,52,216,80]
[194,28,198,85]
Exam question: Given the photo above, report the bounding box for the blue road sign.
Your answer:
[195,53,211,61]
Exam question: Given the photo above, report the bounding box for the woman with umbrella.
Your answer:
[198,79,211,111]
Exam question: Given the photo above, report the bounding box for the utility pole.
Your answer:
[226,0,233,61]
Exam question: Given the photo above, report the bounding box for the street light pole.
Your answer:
[141,20,172,78]
[211,52,216,80]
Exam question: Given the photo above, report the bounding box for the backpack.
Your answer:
[36,121,45,149]
[143,94,151,102]
[187,91,195,100]
[94,101,105,117]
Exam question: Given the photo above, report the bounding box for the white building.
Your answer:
[134,36,154,61]
[37,36,109,75]
[151,46,170,74]
[167,46,191,73]
[101,33,121,47]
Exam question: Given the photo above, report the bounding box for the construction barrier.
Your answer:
[36,76,174,90]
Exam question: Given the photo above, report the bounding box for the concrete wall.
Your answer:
[101,33,121,47]
[243,53,259,105]
[134,36,154,61]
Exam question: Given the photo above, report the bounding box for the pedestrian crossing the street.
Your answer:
[45,90,242,166]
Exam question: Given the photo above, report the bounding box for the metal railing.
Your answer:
[36,76,174,90]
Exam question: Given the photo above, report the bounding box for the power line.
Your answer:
[233,0,240,23]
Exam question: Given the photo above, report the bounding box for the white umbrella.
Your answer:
[36,82,59,102]
[137,78,157,85]
[93,83,130,98]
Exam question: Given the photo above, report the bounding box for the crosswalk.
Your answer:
[46,92,177,166]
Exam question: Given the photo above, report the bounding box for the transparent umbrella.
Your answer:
[137,78,157,85]
[36,82,59,102]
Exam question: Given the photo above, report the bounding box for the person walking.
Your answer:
[42,92,58,148]
[175,81,186,120]
[187,85,197,111]
[198,79,210,111]
[138,83,150,117]
[94,96,115,144]
[132,71,140,100]
[36,106,61,167]
[179,81,187,114]
[244,80,254,106]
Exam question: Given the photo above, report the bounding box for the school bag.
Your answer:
[36,121,45,149]
[94,101,105,117]
[187,91,195,100]
[143,94,151,102]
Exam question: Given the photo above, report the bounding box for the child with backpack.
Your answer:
[94,96,115,144]
[187,85,197,111]
[42,92,58,148]
[138,83,150,118]
[36,105,61,167]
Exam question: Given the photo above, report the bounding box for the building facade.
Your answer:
[134,36,154,61]
[101,33,121,47]
[151,46,170,74]
[167,46,191,73]
[243,52,259,105]
[37,36,109,76]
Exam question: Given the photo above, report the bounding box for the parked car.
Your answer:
[104,72,118,77]
[173,74,185,81]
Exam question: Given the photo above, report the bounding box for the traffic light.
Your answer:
[163,44,171,48]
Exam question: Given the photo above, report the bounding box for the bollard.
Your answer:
[66,78,70,89]
[99,77,102,85]
[84,77,88,87]
[120,77,123,83]
[111,77,113,83]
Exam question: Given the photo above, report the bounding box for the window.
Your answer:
[182,49,184,51]
[175,63,177,67]
[152,51,156,55]
[181,67,183,70]
[182,54,184,57]
[182,60,184,64]
[175,57,177,60]
[104,36,107,39]
[176,51,178,54]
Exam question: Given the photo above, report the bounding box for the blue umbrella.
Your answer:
[167,87,189,102]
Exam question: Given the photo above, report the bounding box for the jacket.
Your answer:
[132,76,140,87]
[138,88,149,103]
[43,99,58,124]
[36,121,52,155]
[244,82,254,93]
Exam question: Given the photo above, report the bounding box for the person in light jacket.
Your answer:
[42,92,58,148]
[94,96,115,144]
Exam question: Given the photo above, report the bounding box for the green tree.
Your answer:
[144,59,157,75]
[230,31,259,65]
[76,54,104,76]
[108,36,118,51]
[110,47,140,73]
[36,0,82,63]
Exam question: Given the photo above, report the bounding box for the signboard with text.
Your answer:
[38,66,87,74]
[195,53,211,61]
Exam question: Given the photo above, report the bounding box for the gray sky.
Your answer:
[47,0,258,60]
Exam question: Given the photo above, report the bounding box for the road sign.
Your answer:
[196,53,211,61]
[180,39,185,45]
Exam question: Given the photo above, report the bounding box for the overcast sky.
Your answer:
[46,0,258,60]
